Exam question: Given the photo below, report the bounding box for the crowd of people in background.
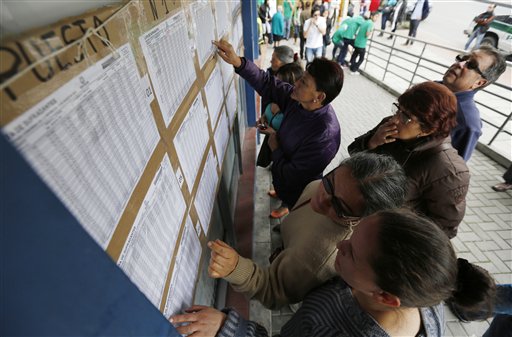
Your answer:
[172,1,510,336]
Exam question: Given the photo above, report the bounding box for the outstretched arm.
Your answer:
[208,239,328,309]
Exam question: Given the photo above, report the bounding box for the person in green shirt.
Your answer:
[331,11,354,61]
[283,0,295,40]
[349,12,379,74]
[336,15,364,66]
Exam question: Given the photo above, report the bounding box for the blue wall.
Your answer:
[0,135,180,336]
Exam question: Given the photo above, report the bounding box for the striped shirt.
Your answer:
[218,278,444,337]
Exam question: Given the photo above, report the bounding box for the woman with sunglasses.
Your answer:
[171,209,495,337]
[348,81,469,239]
[189,153,406,311]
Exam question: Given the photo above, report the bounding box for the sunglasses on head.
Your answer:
[455,54,487,79]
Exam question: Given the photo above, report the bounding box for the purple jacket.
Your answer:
[236,58,341,207]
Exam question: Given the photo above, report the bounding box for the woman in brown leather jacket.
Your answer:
[348,81,469,238]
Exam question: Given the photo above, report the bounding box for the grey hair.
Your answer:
[342,152,407,215]
[273,46,295,64]
[473,45,507,90]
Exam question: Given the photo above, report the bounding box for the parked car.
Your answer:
[464,14,512,60]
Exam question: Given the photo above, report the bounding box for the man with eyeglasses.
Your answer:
[442,46,506,161]
[205,152,407,310]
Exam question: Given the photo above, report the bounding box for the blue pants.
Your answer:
[306,47,322,63]
[483,284,512,337]
[337,38,354,65]
[284,18,292,39]
[332,41,343,60]
[465,27,485,50]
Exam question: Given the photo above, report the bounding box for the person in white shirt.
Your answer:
[404,0,425,45]
[303,7,326,63]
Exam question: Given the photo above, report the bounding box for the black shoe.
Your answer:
[377,32,384,37]
[387,35,393,39]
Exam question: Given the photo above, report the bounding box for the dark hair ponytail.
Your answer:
[447,258,496,320]
[372,209,496,313]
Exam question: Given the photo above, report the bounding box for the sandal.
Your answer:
[492,183,512,192]
[270,207,289,219]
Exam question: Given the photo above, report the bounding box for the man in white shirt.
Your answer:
[303,7,326,63]
[404,0,426,45]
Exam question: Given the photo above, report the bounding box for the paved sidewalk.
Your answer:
[249,39,511,337]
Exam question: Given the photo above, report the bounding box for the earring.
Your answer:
[313,99,317,103]
[416,133,421,138]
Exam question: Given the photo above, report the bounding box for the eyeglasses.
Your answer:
[322,170,360,221]
[455,54,487,79]
[391,103,413,125]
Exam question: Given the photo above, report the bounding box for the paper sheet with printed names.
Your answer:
[173,94,209,192]
[214,0,230,40]
[226,81,237,128]
[194,149,219,234]
[2,43,159,249]
[231,14,243,49]
[219,57,234,94]
[204,66,224,128]
[214,108,229,168]
[117,154,186,307]
[163,216,202,318]
[191,1,216,69]
[139,10,196,126]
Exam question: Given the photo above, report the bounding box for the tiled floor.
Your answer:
[242,39,511,337]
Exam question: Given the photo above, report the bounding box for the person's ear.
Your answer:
[471,78,488,90]
[316,92,326,105]
[372,291,401,308]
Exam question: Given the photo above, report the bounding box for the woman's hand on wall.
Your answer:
[208,239,239,278]
[170,305,227,337]
[212,40,242,67]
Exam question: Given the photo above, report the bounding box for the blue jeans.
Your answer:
[332,41,343,60]
[465,27,485,50]
[483,284,512,337]
[483,315,512,337]
[405,19,420,44]
[337,38,354,65]
[305,47,322,63]
[284,18,292,39]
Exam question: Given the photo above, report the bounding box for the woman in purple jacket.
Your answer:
[213,39,343,214]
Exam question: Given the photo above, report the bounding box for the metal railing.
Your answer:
[361,29,512,161]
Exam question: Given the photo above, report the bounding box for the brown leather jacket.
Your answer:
[348,119,469,238]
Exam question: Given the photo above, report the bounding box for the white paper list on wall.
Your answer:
[173,94,209,192]
[204,66,224,129]
[226,81,237,129]
[190,1,216,69]
[139,10,196,126]
[214,108,229,168]
[2,43,159,249]
[219,56,234,94]
[163,215,202,318]
[117,154,186,308]
[214,0,230,40]
[194,148,219,235]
